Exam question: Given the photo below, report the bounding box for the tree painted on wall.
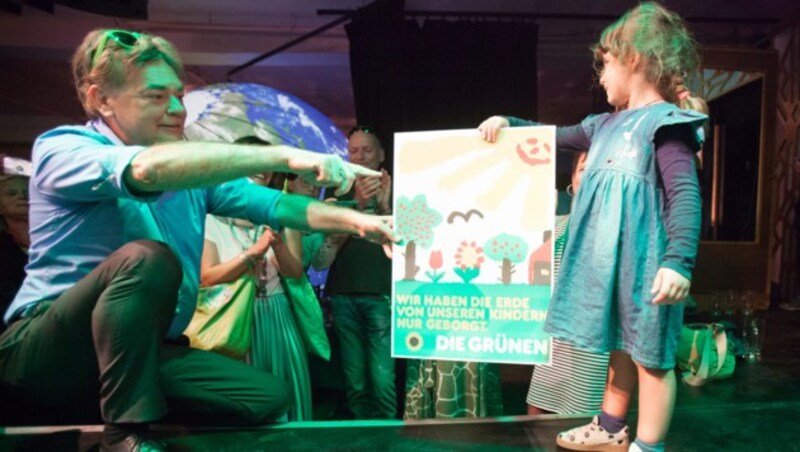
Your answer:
[484,233,529,284]
[396,194,443,280]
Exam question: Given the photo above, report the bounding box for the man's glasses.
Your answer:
[90,29,141,70]
[348,125,374,137]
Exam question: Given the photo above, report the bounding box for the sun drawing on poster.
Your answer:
[396,130,554,230]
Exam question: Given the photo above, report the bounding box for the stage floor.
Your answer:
[2,309,799,451]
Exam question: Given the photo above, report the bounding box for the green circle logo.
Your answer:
[406,332,423,351]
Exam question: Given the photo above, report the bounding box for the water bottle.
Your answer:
[710,291,722,320]
[746,319,762,361]
[741,294,763,361]
[724,290,737,323]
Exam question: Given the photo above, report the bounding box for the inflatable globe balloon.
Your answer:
[183,83,348,157]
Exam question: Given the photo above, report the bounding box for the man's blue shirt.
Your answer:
[5,120,283,338]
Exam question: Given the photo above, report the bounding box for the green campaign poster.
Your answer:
[392,126,556,365]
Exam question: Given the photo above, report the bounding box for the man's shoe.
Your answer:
[555,415,630,451]
[100,432,167,452]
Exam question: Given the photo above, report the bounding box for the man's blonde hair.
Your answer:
[72,29,184,119]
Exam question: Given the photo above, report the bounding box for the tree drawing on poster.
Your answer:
[484,233,528,285]
[392,126,555,365]
[395,194,443,281]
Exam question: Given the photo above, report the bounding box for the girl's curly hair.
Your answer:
[592,2,705,111]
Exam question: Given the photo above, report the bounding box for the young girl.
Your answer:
[480,3,707,451]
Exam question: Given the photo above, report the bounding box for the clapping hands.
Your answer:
[251,226,281,256]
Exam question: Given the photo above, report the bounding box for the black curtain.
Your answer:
[58,0,147,18]
[347,0,538,174]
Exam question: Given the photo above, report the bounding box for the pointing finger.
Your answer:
[350,163,381,178]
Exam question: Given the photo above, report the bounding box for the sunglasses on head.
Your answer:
[90,29,142,70]
[348,125,374,137]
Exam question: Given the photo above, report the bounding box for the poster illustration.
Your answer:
[392,126,555,365]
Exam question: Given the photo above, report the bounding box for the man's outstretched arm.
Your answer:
[125,142,378,196]
[275,193,398,255]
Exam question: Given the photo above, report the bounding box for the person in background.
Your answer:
[285,172,326,269]
[311,126,396,419]
[199,166,311,422]
[0,155,32,333]
[403,358,503,419]
[0,29,395,452]
[524,150,610,416]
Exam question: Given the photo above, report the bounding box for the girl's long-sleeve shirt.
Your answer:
[507,117,701,278]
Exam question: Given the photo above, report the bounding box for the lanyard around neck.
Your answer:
[227,220,263,254]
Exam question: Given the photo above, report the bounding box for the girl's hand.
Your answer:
[651,268,691,304]
[478,116,510,143]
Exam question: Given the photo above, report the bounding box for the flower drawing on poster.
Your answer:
[453,240,483,283]
[426,250,445,283]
